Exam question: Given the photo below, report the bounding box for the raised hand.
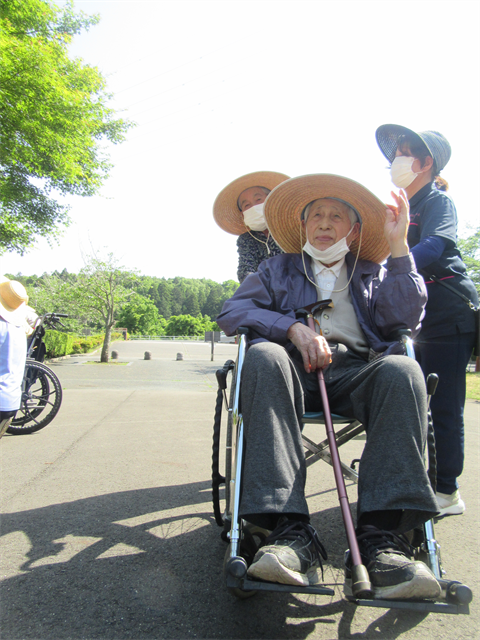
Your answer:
[384,190,410,258]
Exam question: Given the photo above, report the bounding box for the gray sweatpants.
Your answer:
[239,342,438,533]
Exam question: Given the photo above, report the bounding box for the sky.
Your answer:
[3,0,480,282]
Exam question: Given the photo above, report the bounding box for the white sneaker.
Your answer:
[436,490,465,517]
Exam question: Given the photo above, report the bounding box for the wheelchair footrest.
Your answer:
[347,596,470,615]
[227,575,335,596]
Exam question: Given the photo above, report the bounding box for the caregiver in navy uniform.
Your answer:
[375,124,478,518]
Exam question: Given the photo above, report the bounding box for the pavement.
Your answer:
[0,340,479,640]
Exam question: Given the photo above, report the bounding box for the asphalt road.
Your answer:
[0,340,478,640]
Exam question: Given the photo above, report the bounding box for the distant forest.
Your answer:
[10,270,239,321]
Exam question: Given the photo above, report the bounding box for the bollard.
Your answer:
[144,351,152,360]
[111,350,118,360]
[176,352,184,361]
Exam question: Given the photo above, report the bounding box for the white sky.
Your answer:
[3,0,480,281]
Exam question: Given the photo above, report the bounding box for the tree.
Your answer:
[116,293,167,335]
[458,226,480,371]
[0,0,133,254]
[458,226,480,296]
[203,284,223,318]
[165,315,204,337]
[30,252,137,362]
[156,279,172,318]
[184,290,201,317]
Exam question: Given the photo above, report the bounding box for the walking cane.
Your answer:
[296,301,372,598]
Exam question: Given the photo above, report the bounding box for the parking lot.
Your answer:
[0,340,478,639]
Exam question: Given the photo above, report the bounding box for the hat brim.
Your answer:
[213,171,290,236]
[264,174,390,264]
[376,124,426,164]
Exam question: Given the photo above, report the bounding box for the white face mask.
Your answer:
[390,156,419,188]
[243,203,267,231]
[303,226,355,265]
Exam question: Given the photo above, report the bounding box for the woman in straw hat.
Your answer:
[376,124,479,519]
[217,175,441,600]
[0,276,29,435]
[213,171,289,283]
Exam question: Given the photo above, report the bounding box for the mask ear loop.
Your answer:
[244,226,271,254]
[300,219,363,293]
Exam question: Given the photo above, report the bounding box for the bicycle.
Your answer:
[7,313,68,435]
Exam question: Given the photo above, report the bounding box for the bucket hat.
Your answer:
[264,174,390,264]
[0,276,29,325]
[376,124,451,173]
[213,171,290,236]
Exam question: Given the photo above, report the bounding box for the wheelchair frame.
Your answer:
[212,329,472,613]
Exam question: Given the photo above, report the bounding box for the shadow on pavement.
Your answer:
[0,481,430,640]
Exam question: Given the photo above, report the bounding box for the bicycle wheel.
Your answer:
[8,361,63,435]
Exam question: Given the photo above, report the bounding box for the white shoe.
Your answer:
[436,490,465,517]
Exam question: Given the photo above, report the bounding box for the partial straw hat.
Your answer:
[0,276,29,325]
[213,171,290,235]
[376,124,451,173]
[264,174,390,264]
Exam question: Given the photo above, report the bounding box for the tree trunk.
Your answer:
[101,324,113,363]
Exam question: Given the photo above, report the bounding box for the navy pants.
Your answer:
[415,331,475,495]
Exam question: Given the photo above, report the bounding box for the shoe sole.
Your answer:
[345,562,441,601]
[247,552,319,587]
[437,504,465,517]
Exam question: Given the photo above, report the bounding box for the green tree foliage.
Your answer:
[165,314,212,337]
[129,276,239,320]
[30,253,137,362]
[458,226,480,296]
[116,293,167,335]
[0,0,132,254]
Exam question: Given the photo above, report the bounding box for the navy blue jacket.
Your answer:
[408,182,478,339]
[217,251,427,356]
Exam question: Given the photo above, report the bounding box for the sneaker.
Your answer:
[436,490,465,517]
[344,525,441,600]
[246,518,327,586]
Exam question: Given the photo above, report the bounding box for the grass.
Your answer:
[466,372,480,400]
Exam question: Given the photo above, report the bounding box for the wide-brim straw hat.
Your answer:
[376,124,451,173]
[0,276,29,325]
[213,171,290,235]
[264,174,390,264]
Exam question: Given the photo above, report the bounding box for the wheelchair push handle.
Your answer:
[426,373,439,397]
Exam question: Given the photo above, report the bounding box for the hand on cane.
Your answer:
[287,322,332,373]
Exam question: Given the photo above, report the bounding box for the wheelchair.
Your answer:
[211,328,472,614]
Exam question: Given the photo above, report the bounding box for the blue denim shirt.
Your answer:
[217,251,427,356]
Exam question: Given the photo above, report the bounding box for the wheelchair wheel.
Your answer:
[212,360,236,531]
[7,361,62,435]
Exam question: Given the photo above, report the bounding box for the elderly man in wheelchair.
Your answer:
[216,174,446,603]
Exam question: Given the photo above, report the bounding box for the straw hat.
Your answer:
[0,276,29,325]
[376,124,452,173]
[264,174,390,264]
[213,171,290,235]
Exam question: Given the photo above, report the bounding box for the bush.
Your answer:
[70,334,104,354]
[44,330,75,357]
[45,331,127,358]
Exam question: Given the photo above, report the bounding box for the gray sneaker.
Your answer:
[247,518,327,586]
[345,525,441,601]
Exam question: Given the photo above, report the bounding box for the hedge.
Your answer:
[44,331,125,357]
[43,330,75,358]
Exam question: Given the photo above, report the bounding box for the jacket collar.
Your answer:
[409,181,434,207]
